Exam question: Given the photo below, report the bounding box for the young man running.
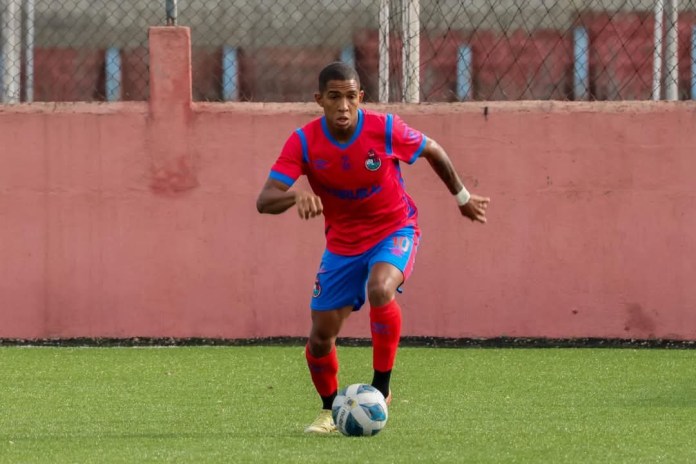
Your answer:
[256,62,490,434]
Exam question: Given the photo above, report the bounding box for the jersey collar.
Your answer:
[321,108,364,150]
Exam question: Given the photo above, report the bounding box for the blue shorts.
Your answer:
[310,226,420,311]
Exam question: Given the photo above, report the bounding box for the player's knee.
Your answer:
[367,282,395,307]
[307,335,334,357]
[308,326,337,356]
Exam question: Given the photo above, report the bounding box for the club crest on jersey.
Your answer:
[365,149,381,171]
[312,278,321,298]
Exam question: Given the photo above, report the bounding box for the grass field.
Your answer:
[1,345,695,463]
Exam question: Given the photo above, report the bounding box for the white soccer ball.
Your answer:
[331,383,388,437]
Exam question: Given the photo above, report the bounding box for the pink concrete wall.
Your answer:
[1,27,695,340]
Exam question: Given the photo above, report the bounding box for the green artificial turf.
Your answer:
[0,346,695,463]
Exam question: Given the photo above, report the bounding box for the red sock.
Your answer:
[370,299,402,372]
[305,344,339,397]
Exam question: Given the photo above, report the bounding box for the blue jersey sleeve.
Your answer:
[387,114,427,164]
[269,130,306,186]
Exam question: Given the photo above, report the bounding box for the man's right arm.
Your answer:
[256,179,323,220]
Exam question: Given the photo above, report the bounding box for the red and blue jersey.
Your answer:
[269,108,427,256]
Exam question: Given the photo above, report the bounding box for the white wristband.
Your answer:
[454,186,471,206]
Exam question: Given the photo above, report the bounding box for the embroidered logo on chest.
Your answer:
[365,149,381,171]
[341,155,351,171]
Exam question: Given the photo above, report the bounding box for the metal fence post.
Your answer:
[24,0,35,102]
[1,0,22,103]
[402,0,420,103]
[691,26,696,100]
[378,0,390,103]
[166,0,177,26]
[652,0,664,100]
[664,0,679,101]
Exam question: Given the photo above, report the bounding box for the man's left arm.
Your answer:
[419,138,490,224]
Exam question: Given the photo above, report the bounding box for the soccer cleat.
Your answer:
[385,390,392,406]
[304,409,337,434]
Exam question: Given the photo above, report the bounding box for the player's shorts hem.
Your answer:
[370,257,408,275]
[310,302,362,312]
[370,257,409,294]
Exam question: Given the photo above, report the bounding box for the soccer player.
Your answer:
[256,62,490,434]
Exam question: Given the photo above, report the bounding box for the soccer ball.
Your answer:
[331,383,388,437]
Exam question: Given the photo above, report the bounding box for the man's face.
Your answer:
[315,79,364,137]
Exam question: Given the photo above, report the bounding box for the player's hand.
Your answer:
[295,191,323,220]
[459,194,490,223]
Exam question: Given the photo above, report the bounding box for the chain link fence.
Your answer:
[1,0,696,103]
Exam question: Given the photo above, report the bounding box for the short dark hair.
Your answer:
[318,62,360,93]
